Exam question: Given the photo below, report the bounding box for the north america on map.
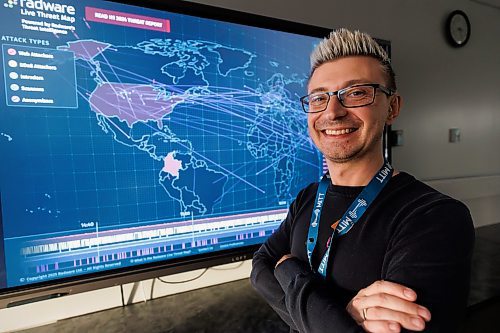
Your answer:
[56,37,317,218]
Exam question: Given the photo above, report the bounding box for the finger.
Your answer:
[362,320,401,333]
[355,293,431,321]
[359,280,418,301]
[364,306,427,331]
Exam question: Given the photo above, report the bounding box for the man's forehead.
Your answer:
[307,57,386,91]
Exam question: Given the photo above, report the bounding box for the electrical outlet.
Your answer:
[449,128,461,143]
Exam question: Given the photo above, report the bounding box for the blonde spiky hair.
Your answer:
[310,28,396,90]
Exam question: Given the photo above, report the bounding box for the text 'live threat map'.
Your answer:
[0,0,323,287]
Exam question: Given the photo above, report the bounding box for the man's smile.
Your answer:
[323,128,358,136]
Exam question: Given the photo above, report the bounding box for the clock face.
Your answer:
[447,11,470,47]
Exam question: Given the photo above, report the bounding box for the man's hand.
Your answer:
[346,280,431,333]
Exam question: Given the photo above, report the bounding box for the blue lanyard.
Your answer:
[306,162,393,278]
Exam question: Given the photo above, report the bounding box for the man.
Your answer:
[250,29,474,333]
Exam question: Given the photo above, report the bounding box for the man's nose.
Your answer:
[323,95,348,119]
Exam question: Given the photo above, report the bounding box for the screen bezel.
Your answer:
[0,0,389,308]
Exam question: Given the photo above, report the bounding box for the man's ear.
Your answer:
[386,94,402,125]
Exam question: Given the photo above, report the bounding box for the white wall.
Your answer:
[1,0,499,331]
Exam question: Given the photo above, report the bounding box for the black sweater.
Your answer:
[250,172,475,333]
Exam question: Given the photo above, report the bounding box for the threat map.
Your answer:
[0,0,323,287]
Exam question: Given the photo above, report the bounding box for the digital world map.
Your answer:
[54,37,321,220]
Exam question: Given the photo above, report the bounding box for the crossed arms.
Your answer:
[250,201,474,333]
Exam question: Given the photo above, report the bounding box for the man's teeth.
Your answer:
[325,128,355,135]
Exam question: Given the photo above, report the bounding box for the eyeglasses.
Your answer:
[300,83,395,113]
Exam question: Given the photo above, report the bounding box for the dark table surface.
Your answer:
[19,223,500,333]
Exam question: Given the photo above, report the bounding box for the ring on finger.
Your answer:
[362,307,369,321]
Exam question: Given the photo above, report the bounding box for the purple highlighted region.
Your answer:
[89,83,184,127]
[58,40,111,61]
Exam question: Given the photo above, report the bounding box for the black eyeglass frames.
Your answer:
[300,83,395,113]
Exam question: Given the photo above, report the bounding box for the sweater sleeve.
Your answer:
[250,209,299,330]
[252,234,364,333]
[383,199,475,333]
[251,188,365,333]
[274,257,364,333]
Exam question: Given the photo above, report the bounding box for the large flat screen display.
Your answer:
[0,0,331,305]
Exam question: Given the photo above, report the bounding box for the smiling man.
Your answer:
[250,29,474,333]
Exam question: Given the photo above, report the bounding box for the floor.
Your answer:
[19,279,289,333]
[18,223,500,333]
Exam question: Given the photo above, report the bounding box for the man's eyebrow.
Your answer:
[343,79,370,87]
[307,79,371,95]
[308,87,328,95]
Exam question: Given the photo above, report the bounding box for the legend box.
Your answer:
[2,44,78,108]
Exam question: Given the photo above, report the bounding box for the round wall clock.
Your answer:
[446,10,471,47]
